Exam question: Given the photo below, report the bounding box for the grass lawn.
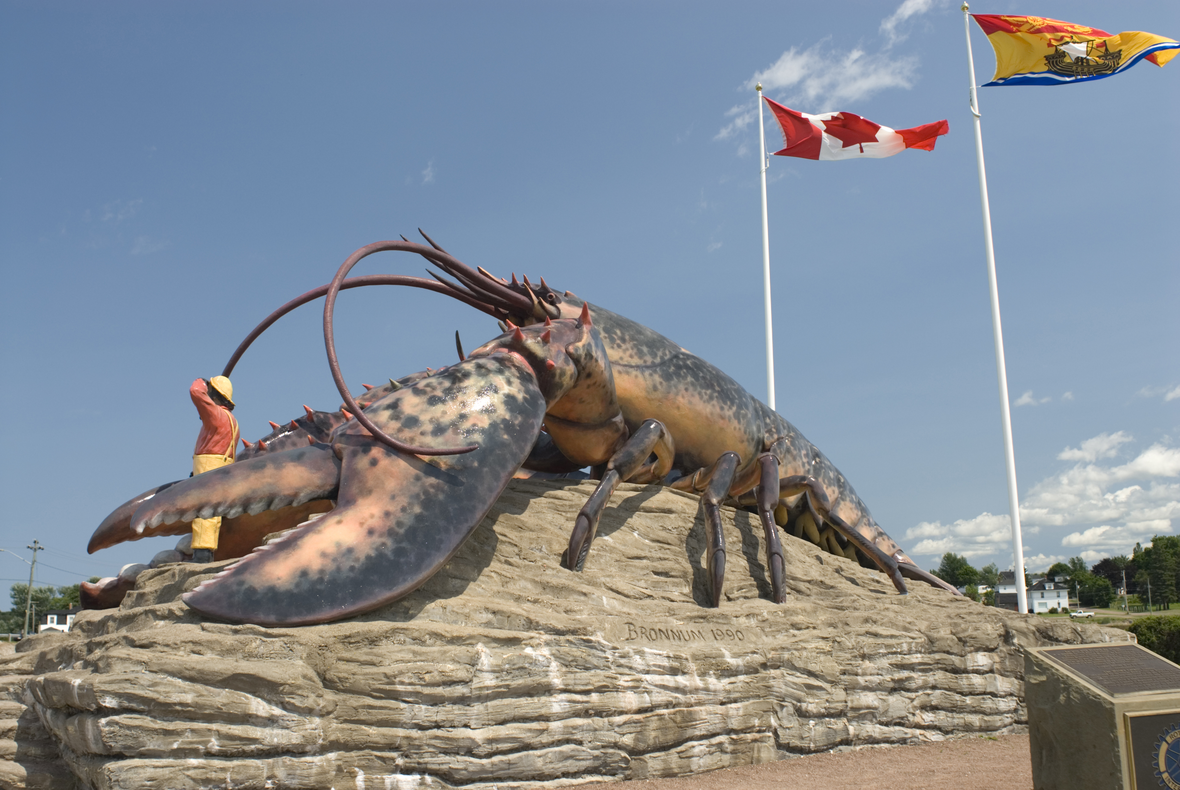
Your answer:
[1031,605,1180,627]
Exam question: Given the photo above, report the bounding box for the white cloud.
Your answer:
[719,2,942,145]
[747,44,918,111]
[1023,553,1067,572]
[130,236,167,256]
[1138,384,1180,401]
[880,0,943,45]
[905,512,1012,559]
[1058,431,1132,463]
[1014,390,1051,406]
[100,198,142,223]
[1061,524,1156,550]
[910,433,1180,569]
[421,160,435,184]
[1059,522,1174,563]
[1062,391,1074,401]
[706,242,722,253]
[1020,443,1180,530]
[715,104,756,142]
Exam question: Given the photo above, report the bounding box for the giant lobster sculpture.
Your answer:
[86,236,956,626]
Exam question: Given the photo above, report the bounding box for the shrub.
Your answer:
[1128,616,1180,664]
[1049,607,1059,614]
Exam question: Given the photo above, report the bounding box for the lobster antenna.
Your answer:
[425,268,480,300]
[323,241,479,456]
[418,228,448,254]
[221,272,496,377]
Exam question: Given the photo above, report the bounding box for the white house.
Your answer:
[38,608,79,633]
[996,572,1057,612]
[1027,578,1071,613]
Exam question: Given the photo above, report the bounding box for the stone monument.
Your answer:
[4,480,1131,790]
[1027,643,1180,789]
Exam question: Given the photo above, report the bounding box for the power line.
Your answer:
[34,561,99,577]
[41,546,98,562]
[0,549,105,580]
[22,541,42,638]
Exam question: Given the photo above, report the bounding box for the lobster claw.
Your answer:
[176,355,548,626]
[88,481,187,553]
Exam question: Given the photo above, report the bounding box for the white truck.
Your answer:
[1069,610,1095,619]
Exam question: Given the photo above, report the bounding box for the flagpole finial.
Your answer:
[961,2,969,11]
[756,82,762,93]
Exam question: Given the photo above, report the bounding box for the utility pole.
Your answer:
[22,540,42,639]
[1123,569,1130,613]
[1148,577,1154,613]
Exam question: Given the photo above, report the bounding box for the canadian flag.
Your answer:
[764,97,948,161]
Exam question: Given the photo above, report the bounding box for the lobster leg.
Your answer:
[564,419,673,571]
[755,455,787,603]
[897,562,961,594]
[772,476,908,595]
[678,452,740,607]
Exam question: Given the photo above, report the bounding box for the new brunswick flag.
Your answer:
[973,15,1179,86]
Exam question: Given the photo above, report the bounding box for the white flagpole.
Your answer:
[963,3,1028,615]
[756,83,776,411]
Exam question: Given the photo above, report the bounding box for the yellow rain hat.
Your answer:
[209,376,234,407]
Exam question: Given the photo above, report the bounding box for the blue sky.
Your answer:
[2,1,1177,594]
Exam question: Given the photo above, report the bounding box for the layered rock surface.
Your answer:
[2,479,1130,789]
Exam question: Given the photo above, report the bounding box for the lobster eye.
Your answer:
[544,292,559,304]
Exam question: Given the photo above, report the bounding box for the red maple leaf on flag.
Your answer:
[820,113,881,149]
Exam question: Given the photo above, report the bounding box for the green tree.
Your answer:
[978,563,1000,589]
[1079,577,1116,608]
[1141,537,1180,609]
[982,589,996,606]
[9,584,55,617]
[1092,556,1134,591]
[1045,561,1072,581]
[964,584,980,602]
[1129,617,1180,664]
[0,610,21,637]
[50,584,83,609]
[1136,569,1155,608]
[934,553,979,588]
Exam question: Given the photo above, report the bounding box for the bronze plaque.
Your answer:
[1042,645,1180,696]
[1126,711,1180,790]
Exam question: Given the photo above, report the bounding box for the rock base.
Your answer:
[2,479,1131,789]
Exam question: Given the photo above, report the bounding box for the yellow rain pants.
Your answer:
[190,421,239,551]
